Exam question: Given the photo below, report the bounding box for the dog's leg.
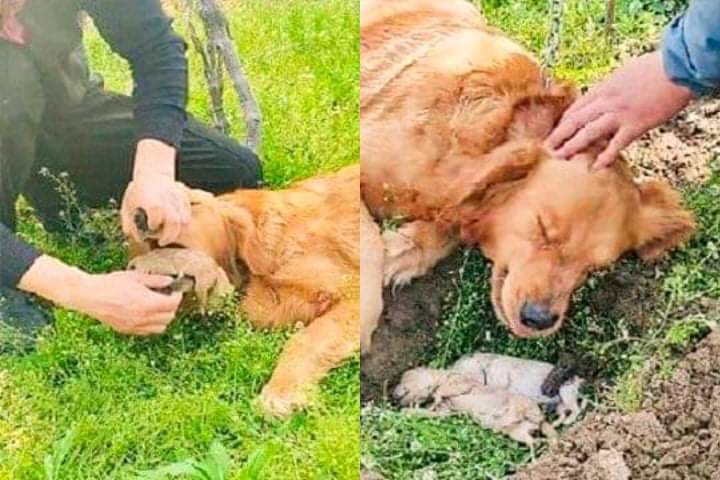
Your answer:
[259,301,358,417]
[242,280,311,329]
[383,220,458,288]
[361,204,384,354]
[505,421,537,450]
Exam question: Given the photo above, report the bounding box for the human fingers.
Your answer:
[592,127,636,170]
[554,113,619,160]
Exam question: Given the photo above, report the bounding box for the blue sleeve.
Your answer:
[661,0,720,96]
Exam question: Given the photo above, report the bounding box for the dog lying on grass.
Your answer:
[128,165,360,417]
[360,0,695,351]
[393,353,584,447]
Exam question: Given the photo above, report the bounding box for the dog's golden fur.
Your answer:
[360,0,695,345]
[132,165,359,417]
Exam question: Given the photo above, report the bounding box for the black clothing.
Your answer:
[20,0,188,147]
[0,1,262,289]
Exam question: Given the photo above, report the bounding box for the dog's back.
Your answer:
[360,0,547,220]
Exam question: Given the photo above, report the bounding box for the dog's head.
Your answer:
[441,63,695,337]
[458,150,695,337]
[136,188,271,288]
[393,367,445,406]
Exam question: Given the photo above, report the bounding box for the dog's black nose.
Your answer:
[520,302,558,330]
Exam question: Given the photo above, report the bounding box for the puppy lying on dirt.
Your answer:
[452,353,584,425]
[360,0,695,350]
[393,353,584,446]
[128,165,360,417]
[394,368,553,448]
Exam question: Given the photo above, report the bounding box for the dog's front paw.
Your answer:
[382,229,425,288]
[258,384,309,418]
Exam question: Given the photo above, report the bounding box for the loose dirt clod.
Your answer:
[361,467,386,480]
[584,449,631,480]
[512,330,720,480]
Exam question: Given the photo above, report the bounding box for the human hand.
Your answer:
[19,256,182,336]
[546,51,693,169]
[69,271,182,336]
[121,139,190,246]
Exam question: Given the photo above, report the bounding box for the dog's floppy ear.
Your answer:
[509,83,576,140]
[220,203,276,275]
[444,140,542,245]
[634,180,695,261]
[450,139,542,209]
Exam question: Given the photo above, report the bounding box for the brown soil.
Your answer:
[360,252,466,403]
[625,97,719,187]
[586,261,663,330]
[512,330,720,480]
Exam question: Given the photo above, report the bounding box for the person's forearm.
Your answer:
[19,256,182,336]
[83,0,188,148]
[662,0,720,95]
[17,255,90,309]
[133,139,177,179]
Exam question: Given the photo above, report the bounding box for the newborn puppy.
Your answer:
[451,353,584,425]
[128,247,235,311]
[393,368,552,448]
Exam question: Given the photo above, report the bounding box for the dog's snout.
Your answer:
[520,302,558,330]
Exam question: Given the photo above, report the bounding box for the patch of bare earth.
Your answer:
[361,253,465,403]
[512,330,720,480]
[625,97,719,187]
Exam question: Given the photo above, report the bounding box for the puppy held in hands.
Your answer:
[129,247,235,311]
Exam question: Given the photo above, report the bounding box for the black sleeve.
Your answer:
[0,223,41,288]
[82,0,189,148]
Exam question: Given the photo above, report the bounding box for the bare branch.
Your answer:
[184,0,229,134]
[606,0,616,39]
[195,0,263,152]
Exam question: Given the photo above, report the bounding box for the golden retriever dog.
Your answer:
[131,165,360,417]
[360,0,695,349]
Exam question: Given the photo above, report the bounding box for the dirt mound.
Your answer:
[625,97,719,187]
[513,330,720,480]
[361,252,466,403]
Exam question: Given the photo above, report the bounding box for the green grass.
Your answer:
[0,1,359,478]
[362,1,719,478]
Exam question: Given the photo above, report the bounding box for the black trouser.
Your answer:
[0,43,262,232]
